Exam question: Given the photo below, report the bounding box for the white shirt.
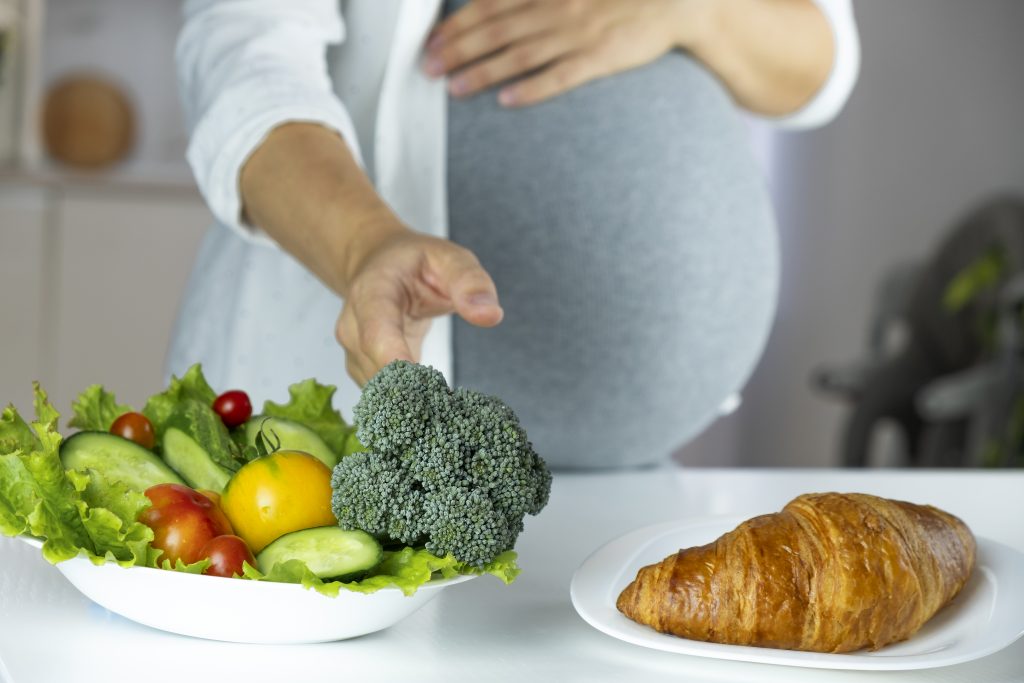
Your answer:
[169,0,860,416]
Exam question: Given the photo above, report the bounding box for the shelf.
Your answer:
[0,159,200,196]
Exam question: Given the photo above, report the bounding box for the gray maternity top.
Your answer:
[445,0,778,469]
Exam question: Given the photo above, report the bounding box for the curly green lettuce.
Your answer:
[68,385,133,432]
[244,547,520,597]
[1,385,153,565]
[262,378,365,458]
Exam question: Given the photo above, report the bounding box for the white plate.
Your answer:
[18,536,474,644]
[570,516,1024,671]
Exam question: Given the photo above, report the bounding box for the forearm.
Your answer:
[674,0,834,116]
[239,123,407,297]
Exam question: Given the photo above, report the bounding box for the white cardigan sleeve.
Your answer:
[761,0,860,130]
[177,0,363,239]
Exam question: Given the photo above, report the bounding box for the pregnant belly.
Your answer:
[447,51,778,468]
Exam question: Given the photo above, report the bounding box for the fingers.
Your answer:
[336,235,502,387]
[447,32,575,97]
[498,52,606,107]
[427,5,559,80]
[336,288,415,386]
[428,0,533,51]
[426,246,504,328]
[337,306,373,386]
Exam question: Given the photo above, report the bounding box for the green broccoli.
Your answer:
[330,361,552,567]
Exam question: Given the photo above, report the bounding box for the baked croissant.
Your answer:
[616,492,975,653]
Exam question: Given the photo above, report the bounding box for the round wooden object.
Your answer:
[42,75,135,169]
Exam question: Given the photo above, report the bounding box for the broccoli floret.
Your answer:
[333,360,552,567]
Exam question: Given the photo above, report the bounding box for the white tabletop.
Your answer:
[1,467,1022,683]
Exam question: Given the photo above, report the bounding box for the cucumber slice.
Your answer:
[245,417,339,468]
[257,527,382,579]
[60,431,185,491]
[162,427,232,493]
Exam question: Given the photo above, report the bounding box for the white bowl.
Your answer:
[19,536,474,644]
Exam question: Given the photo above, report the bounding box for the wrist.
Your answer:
[239,121,412,298]
[334,215,409,297]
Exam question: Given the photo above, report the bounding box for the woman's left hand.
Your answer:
[425,0,699,107]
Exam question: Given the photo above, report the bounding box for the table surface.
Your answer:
[1,467,1022,683]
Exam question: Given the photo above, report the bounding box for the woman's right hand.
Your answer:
[240,123,502,386]
[336,228,503,385]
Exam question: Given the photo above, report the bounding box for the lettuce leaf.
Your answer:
[0,385,154,565]
[244,547,520,597]
[262,379,363,458]
[142,365,240,471]
[141,364,217,442]
[68,385,134,432]
[0,405,39,455]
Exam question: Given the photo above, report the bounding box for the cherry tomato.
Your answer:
[212,390,252,429]
[140,484,234,565]
[221,450,336,552]
[200,535,257,578]
[110,412,155,449]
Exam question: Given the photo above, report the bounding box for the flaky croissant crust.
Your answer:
[616,492,976,653]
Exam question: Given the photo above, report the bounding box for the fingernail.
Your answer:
[498,87,517,107]
[427,33,444,51]
[424,56,444,77]
[448,75,469,96]
[468,292,498,307]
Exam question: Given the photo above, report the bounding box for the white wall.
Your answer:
[702,0,1024,467]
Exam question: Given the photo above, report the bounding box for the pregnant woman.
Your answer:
[170,0,859,468]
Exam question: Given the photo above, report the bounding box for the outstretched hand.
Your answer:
[336,230,503,385]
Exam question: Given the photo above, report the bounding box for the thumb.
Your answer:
[430,245,504,328]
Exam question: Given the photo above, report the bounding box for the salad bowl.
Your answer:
[19,536,474,644]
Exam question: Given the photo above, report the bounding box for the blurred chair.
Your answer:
[813,196,1024,467]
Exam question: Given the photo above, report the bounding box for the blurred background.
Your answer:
[1,0,1022,468]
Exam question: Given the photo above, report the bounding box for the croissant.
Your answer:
[616,492,975,653]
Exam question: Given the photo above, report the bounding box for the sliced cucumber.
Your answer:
[164,399,238,473]
[162,427,232,493]
[257,527,382,579]
[60,431,184,491]
[245,417,339,468]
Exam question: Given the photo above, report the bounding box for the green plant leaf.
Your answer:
[68,385,134,432]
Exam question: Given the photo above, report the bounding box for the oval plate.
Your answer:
[19,536,474,644]
[570,516,1024,671]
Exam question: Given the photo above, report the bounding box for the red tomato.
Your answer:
[140,484,234,565]
[140,502,225,565]
[201,498,234,537]
[212,390,252,429]
[110,412,155,449]
[200,535,257,578]
[196,489,222,507]
[146,483,214,511]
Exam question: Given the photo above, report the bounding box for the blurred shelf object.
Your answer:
[0,0,191,176]
[40,0,190,175]
[42,72,135,169]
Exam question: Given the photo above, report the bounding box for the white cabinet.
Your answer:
[0,180,209,417]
